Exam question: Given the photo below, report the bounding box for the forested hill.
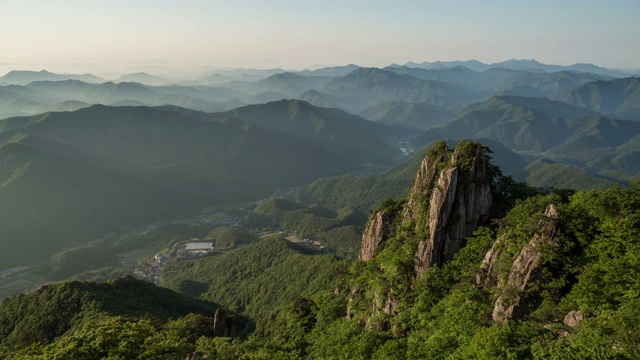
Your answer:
[0,104,360,267]
[0,276,236,358]
[1,140,639,359]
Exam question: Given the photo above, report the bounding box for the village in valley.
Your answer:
[0,188,328,299]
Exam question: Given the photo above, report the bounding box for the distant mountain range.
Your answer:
[320,67,480,112]
[0,80,246,119]
[396,58,631,77]
[384,65,610,97]
[0,70,104,85]
[114,72,170,86]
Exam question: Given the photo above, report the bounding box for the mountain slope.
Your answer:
[358,101,451,129]
[553,76,640,119]
[0,105,361,266]
[208,99,404,165]
[163,237,345,331]
[0,276,220,351]
[413,96,640,156]
[296,89,344,109]
[0,140,202,267]
[0,106,354,198]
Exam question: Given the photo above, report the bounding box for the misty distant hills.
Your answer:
[115,72,170,86]
[296,89,344,109]
[0,70,104,85]
[1,62,634,123]
[23,80,244,105]
[458,95,601,118]
[385,66,608,96]
[294,64,362,77]
[553,77,640,120]
[196,67,285,81]
[0,80,246,119]
[218,72,334,103]
[190,72,267,85]
[401,58,630,77]
[413,95,640,151]
[321,67,480,112]
[251,72,332,98]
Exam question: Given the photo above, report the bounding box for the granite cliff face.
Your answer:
[403,141,450,225]
[351,141,497,329]
[491,204,561,324]
[360,209,397,261]
[360,140,494,274]
[408,141,494,276]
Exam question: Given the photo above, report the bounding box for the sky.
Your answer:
[1,0,639,74]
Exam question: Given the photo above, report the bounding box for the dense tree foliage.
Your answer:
[162,237,349,334]
[0,276,219,354]
[247,199,365,256]
[3,183,636,359]
[1,142,639,359]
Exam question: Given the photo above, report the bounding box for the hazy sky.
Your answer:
[1,0,639,73]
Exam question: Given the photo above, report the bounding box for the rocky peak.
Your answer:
[492,204,561,324]
[350,140,497,327]
[409,141,494,276]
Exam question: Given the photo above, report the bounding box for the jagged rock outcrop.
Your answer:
[476,234,508,287]
[213,308,237,338]
[360,210,396,261]
[410,142,494,276]
[350,140,497,327]
[403,141,449,224]
[492,204,561,324]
